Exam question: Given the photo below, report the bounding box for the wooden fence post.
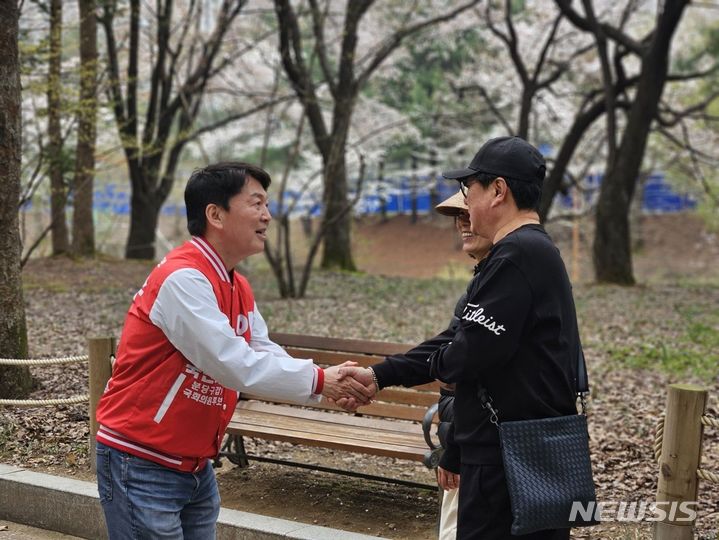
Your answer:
[654,383,707,540]
[88,336,115,472]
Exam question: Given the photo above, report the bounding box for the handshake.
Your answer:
[320,364,377,411]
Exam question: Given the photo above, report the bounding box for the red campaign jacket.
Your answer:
[96,237,320,472]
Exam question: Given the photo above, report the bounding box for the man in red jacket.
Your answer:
[95,162,372,539]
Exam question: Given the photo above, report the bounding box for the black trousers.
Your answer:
[457,463,571,540]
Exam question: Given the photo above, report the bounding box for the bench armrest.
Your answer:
[422,402,439,450]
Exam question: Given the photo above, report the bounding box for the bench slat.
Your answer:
[230,424,426,461]
[270,332,414,356]
[228,411,427,461]
[279,347,442,394]
[235,410,423,448]
[282,347,382,368]
[375,387,438,407]
[241,394,435,423]
[238,401,422,434]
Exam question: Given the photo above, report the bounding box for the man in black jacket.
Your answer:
[341,137,579,539]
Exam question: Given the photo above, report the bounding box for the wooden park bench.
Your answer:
[220,333,443,489]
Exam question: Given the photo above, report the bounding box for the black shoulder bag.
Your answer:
[478,345,597,536]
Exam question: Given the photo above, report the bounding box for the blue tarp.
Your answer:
[21,173,697,217]
[554,173,697,213]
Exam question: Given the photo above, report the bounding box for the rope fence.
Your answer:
[0,395,89,406]
[653,415,664,462]
[0,354,90,406]
[1,337,116,475]
[0,355,88,366]
[695,413,718,485]
[653,411,718,485]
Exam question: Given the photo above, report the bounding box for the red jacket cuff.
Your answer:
[313,367,324,395]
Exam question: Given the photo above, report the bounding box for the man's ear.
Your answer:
[491,177,508,207]
[205,203,223,230]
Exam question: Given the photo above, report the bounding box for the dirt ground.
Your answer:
[4,213,719,539]
[353,212,719,284]
[214,452,439,539]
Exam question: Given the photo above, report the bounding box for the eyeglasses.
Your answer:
[459,177,477,197]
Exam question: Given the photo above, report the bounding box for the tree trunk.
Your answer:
[592,169,634,284]
[592,0,689,284]
[0,0,32,398]
[517,87,532,139]
[125,186,161,259]
[47,0,69,255]
[630,171,649,252]
[320,150,356,270]
[320,97,356,270]
[72,0,98,256]
[378,160,388,223]
[410,155,418,224]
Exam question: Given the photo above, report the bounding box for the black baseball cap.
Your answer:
[442,136,546,185]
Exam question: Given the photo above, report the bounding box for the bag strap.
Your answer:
[576,335,589,414]
[576,335,589,394]
[477,334,590,420]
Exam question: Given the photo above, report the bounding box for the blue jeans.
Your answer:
[96,442,220,539]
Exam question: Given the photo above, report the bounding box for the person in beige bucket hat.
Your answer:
[335,190,492,540]
[435,190,492,263]
[433,190,492,540]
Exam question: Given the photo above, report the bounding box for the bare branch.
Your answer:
[356,0,481,89]
[450,82,513,135]
[581,0,617,165]
[126,0,140,141]
[487,0,529,85]
[349,118,412,149]
[199,99,297,144]
[618,0,640,31]
[531,13,564,86]
[164,0,197,111]
[335,0,373,97]
[656,89,719,128]
[21,222,53,268]
[483,2,511,49]
[308,0,337,98]
[656,124,717,164]
[18,156,45,209]
[277,112,307,294]
[678,120,719,205]
[99,2,126,129]
[554,0,645,54]
[167,1,246,111]
[143,0,174,148]
[666,64,719,83]
[274,0,331,156]
[20,177,80,266]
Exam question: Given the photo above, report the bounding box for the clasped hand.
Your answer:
[321,364,377,412]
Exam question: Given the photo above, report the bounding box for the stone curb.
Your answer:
[0,464,382,539]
